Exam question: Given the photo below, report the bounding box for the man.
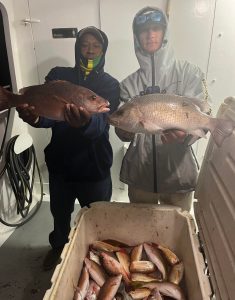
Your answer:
[17,26,119,270]
[116,7,210,211]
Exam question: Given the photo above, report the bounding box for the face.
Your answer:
[138,25,164,54]
[80,33,103,60]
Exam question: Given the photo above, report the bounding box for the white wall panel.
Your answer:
[198,0,235,164]
[206,0,235,114]
[168,0,215,73]
[11,0,39,87]
[29,0,100,83]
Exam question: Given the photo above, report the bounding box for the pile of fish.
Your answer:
[0,80,110,120]
[108,94,235,147]
[74,239,186,300]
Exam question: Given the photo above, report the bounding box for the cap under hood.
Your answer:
[133,7,167,35]
[132,6,176,86]
[75,26,108,72]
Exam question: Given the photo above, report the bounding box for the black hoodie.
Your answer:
[36,27,120,181]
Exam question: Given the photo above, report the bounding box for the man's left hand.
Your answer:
[161,129,187,144]
[64,104,91,128]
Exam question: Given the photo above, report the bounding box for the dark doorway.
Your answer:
[0,7,12,159]
[0,9,12,91]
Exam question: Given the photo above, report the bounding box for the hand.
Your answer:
[64,104,91,128]
[161,129,187,144]
[16,104,39,125]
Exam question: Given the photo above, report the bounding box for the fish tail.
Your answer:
[0,86,11,111]
[210,118,235,147]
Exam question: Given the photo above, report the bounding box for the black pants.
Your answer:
[48,173,112,249]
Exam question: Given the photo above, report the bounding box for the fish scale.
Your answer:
[108,93,235,146]
[133,97,209,133]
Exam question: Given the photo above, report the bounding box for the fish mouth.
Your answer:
[98,102,110,112]
[107,116,118,126]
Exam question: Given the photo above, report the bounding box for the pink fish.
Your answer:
[74,266,90,300]
[100,252,130,286]
[97,274,122,300]
[85,280,100,300]
[84,257,107,287]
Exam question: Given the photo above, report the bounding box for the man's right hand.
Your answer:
[64,104,91,128]
[161,129,187,144]
[16,104,39,125]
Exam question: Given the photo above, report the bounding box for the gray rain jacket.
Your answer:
[118,6,210,194]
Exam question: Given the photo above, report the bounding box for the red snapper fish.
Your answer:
[108,93,235,147]
[0,80,110,120]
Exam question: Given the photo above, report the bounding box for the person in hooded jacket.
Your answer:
[116,7,211,211]
[17,26,120,270]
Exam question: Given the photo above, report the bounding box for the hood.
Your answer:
[132,6,176,86]
[74,26,108,72]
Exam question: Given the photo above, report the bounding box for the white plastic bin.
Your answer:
[43,97,235,300]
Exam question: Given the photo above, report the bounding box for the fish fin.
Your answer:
[211,119,235,147]
[182,97,211,114]
[139,120,163,133]
[0,86,11,111]
[133,134,138,147]
[224,97,235,105]
[182,101,192,107]
[188,129,207,138]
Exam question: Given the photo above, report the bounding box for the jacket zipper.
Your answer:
[151,54,158,193]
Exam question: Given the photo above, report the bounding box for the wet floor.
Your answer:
[0,202,61,300]
[0,188,129,300]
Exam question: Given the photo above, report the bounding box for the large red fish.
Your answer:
[0,80,110,120]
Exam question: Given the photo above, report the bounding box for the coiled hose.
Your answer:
[0,134,43,227]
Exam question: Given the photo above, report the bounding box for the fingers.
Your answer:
[161,134,169,144]
[161,130,187,144]
[64,104,76,125]
[173,130,187,139]
[17,105,36,120]
[16,104,35,113]
[22,106,36,116]
[16,104,39,125]
[16,103,35,117]
[64,104,91,128]
[16,103,29,112]
[79,106,91,121]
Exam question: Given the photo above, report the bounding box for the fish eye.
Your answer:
[91,95,97,100]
